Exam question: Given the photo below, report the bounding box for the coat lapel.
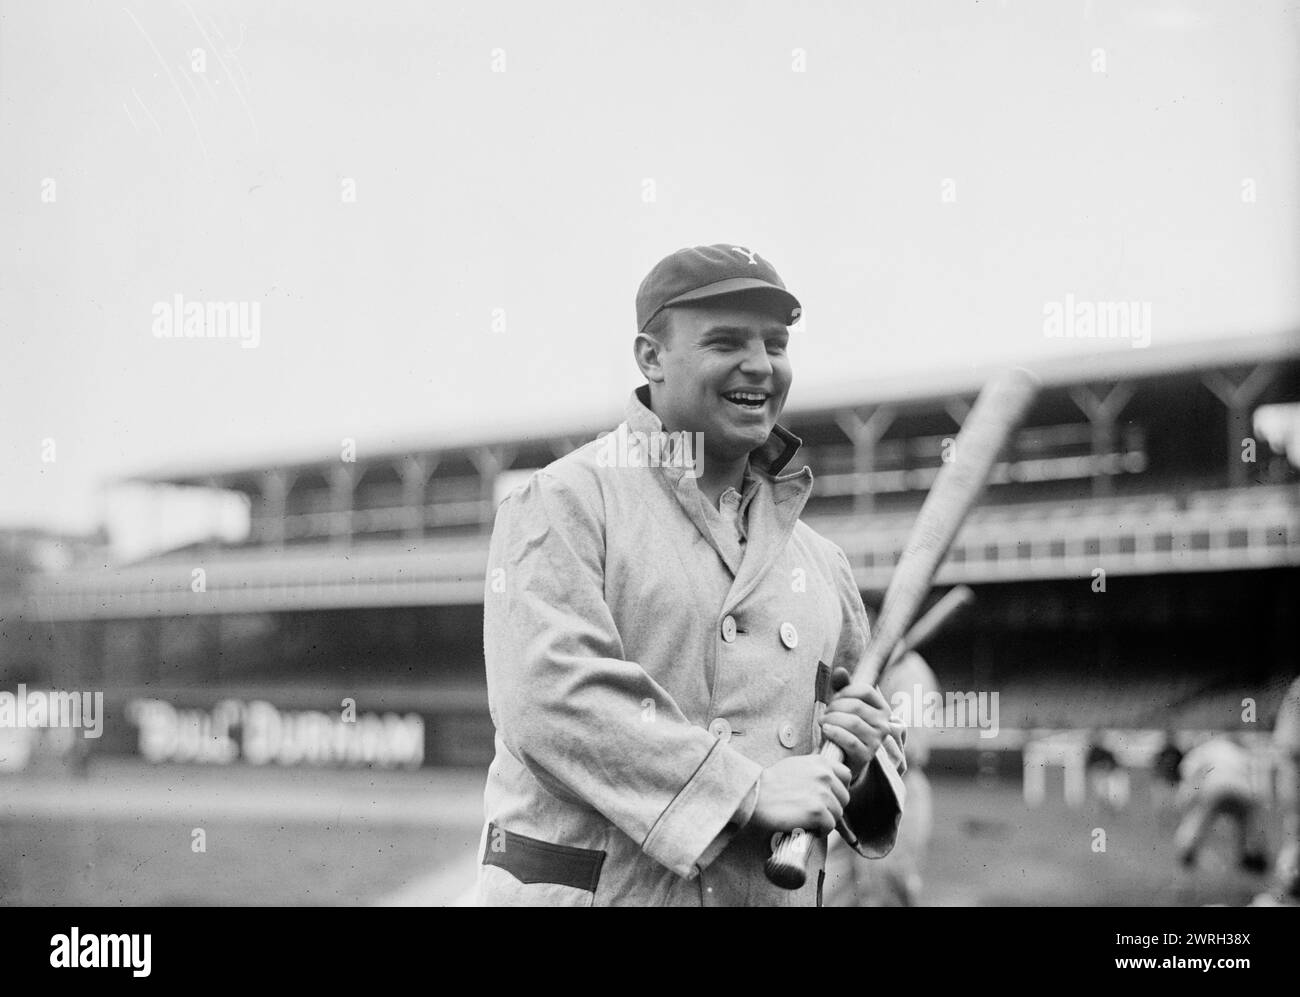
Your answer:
[722,462,813,612]
[622,387,814,599]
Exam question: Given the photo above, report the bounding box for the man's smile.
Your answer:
[720,389,772,412]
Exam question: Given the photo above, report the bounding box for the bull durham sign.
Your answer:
[126,698,426,769]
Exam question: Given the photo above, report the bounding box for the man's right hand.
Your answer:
[749,755,851,834]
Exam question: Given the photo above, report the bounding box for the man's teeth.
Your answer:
[724,392,767,406]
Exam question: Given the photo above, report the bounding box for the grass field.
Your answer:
[0,819,476,906]
[0,762,1281,906]
[0,760,485,906]
[925,771,1276,906]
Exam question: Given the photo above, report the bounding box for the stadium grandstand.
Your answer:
[5,332,1298,771]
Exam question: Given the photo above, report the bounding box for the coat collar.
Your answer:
[627,384,804,477]
[622,386,814,605]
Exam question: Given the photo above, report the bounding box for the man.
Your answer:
[1151,731,1184,807]
[825,649,937,906]
[1085,731,1129,811]
[1174,733,1267,874]
[476,244,906,906]
[1254,676,1300,903]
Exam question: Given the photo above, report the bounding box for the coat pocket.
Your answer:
[480,823,606,906]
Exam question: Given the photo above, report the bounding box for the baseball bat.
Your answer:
[764,368,1039,889]
[883,584,975,673]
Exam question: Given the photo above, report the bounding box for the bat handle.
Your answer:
[763,740,847,890]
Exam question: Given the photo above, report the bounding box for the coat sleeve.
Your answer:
[827,546,907,858]
[484,469,763,880]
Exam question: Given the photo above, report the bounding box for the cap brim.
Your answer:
[663,277,801,324]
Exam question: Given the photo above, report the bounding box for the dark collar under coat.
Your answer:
[629,384,804,476]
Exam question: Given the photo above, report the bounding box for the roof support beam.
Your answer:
[329,463,357,548]
[257,468,297,546]
[401,455,439,540]
[1069,382,1136,497]
[836,404,896,516]
[469,445,518,528]
[1202,364,1277,486]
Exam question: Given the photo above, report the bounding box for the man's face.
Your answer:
[646,299,793,461]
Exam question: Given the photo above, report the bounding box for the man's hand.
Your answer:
[749,755,852,834]
[820,666,907,783]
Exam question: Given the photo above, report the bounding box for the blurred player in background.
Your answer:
[824,649,938,907]
[1253,676,1300,905]
[1174,733,1268,874]
[1085,731,1129,811]
[1151,731,1184,808]
[1273,677,1300,854]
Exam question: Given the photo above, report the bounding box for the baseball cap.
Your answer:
[635,244,802,334]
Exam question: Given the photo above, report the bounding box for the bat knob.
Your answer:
[764,827,812,889]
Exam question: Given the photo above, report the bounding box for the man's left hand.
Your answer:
[820,666,907,783]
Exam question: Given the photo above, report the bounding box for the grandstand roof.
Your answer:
[118,330,1299,488]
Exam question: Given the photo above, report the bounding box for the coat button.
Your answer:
[721,616,738,643]
[779,622,798,649]
[779,722,798,748]
[708,717,733,742]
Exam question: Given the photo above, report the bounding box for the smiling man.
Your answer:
[477,244,906,907]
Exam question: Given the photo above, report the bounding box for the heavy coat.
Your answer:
[476,386,904,906]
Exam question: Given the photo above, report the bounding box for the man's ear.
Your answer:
[633,332,666,384]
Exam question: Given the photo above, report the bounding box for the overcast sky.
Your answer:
[2,0,1297,552]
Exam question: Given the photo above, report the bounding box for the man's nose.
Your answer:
[737,341,774,376]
